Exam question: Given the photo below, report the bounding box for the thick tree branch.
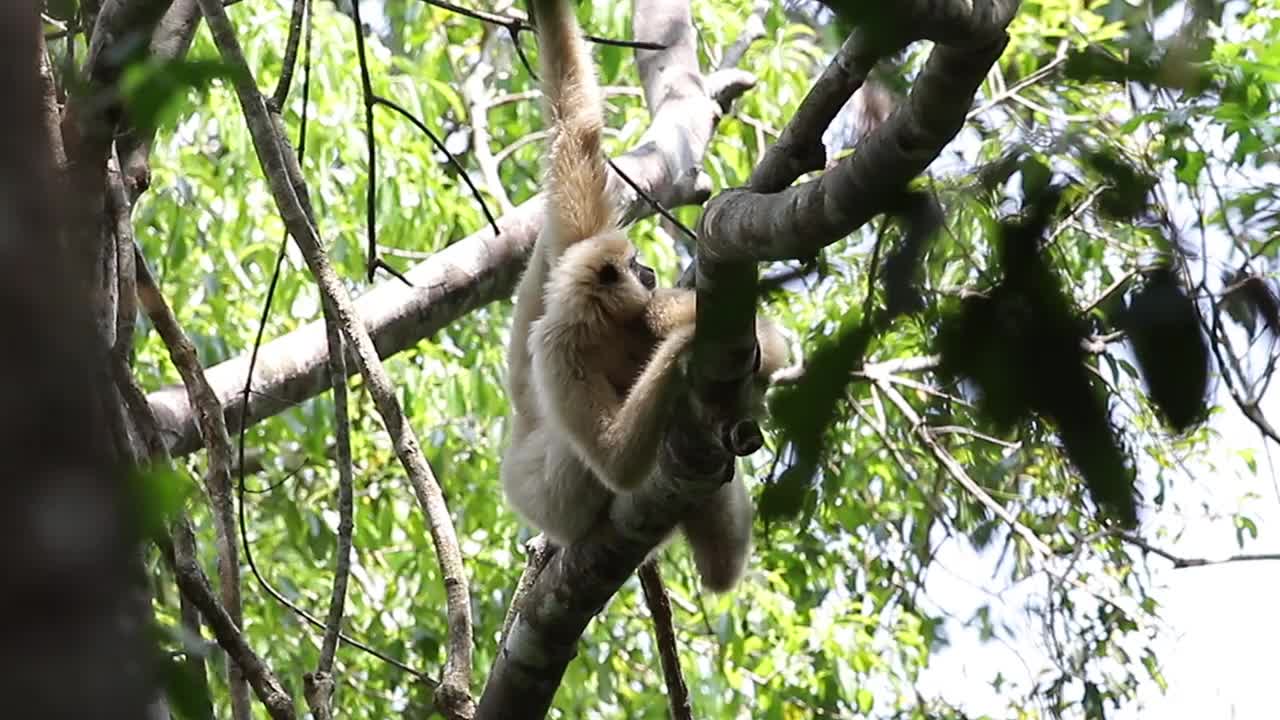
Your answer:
[61,0,175,354]
[0,4,153,715]
[682,3,1017,524]
[699,37,1008,263]
[893,0,1021,48]
[62,0,174,167]
[682,25,891,434]
[118,0,203,198]
[194,0,476,714]
[144,69,743,459]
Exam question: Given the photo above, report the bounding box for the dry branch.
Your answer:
[167,521,297,720]
[135,245,253,719]
[194,0,475,713]
[638,562,692,720]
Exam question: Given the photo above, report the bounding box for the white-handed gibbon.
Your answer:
[501,0,789,592]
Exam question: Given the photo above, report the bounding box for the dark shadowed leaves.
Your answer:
[1083,148,1157,221]
[758,464,813,524]
[1123,267,1211,433]
[1222,269,1280,339]
[1064,40,1215,95]
[128,463,194,544]
[935,187,1138,526]
[767,316,874,520]
[160,648,214,720]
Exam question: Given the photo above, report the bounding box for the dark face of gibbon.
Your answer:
[601,254,655,290]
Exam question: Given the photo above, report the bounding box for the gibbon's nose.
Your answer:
[636,264,656,290]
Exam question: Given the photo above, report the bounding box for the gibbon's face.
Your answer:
[549,232,655,321]
[592,247,654,319]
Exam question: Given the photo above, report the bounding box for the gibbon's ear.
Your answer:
[597,263,620,285]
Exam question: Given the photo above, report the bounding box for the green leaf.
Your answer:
[119,59,230,134]
[129,463,193,542]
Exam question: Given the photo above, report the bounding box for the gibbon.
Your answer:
[501,0,788,592]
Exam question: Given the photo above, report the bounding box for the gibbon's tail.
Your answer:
[530,0,614,242]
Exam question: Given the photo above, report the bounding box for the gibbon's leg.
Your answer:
[532,324,696,494]
[506,237,551,421]
[678,476,753,593]
[501,423,612,545]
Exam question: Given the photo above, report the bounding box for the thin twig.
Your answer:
[347,0,379,280]
[637,561,693,720]
[318,314,357,666]
[229,6,434,682]
[1117,533,1280,568]
[499,536,554,643]
[421,0,665,50]
[270,0,307,109]
[303,298,356,720]
[606,157,697,240]
[373,95,501,237]
[876,380,1055,557]
[462,33,514,213]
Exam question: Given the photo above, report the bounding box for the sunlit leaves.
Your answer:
[119,0,1280,717]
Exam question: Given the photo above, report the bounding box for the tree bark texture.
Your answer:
[0,3,153,718]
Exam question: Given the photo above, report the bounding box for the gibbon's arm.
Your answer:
[534,326,695,493]
[645,288,790,380]
[531,0,613,249]
[644,288,697,337]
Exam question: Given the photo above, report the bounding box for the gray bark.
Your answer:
[0,4,153,717]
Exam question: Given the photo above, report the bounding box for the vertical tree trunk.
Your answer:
[0,6,154,719]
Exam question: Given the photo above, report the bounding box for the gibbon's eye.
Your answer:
[630,257,656,290]
[597,263,620,285]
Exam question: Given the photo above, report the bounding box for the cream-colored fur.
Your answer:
[500,0,788,593]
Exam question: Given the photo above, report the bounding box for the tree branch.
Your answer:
[60,0,176,358]
[134,245,252,720]
[0,4,153,714]
[194,0,476,713]
[698,37,1008,263]
[165,521,296,720]
[118,0,203,199]
[302,300,355,720]
[144,64,737,460]
[680,3,1017,535]
[638,561,692,720]
[1118,532,1280,569]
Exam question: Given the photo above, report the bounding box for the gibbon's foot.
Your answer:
[725,418,764,456]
